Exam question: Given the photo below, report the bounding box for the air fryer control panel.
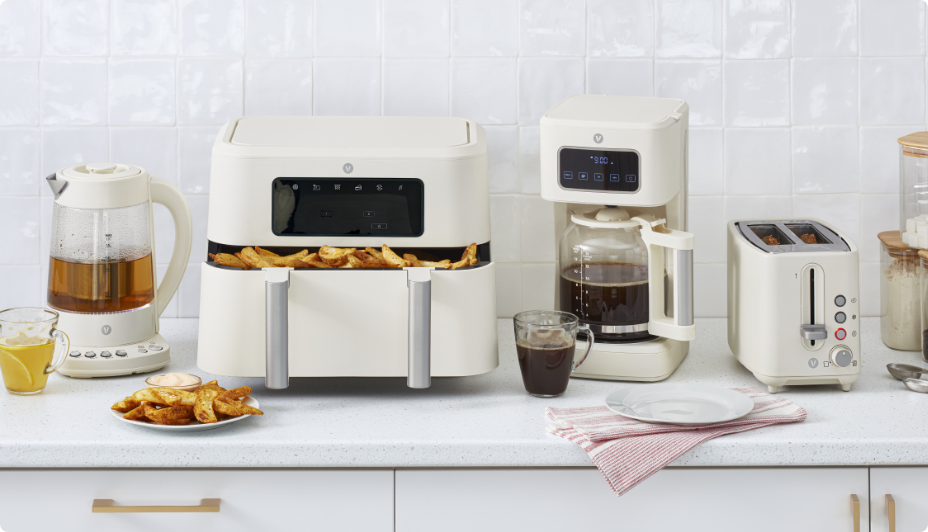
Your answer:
[557,147,640,193]
[272,177,424,237]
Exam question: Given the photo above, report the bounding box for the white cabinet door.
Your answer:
[396,467,869,532]
[0,469,393,532]
[870,467,928,532]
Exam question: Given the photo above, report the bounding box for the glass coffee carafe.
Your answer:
[47,202,155,313]
[558,206,656,341]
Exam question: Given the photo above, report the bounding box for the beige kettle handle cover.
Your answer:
[150,177,193,317]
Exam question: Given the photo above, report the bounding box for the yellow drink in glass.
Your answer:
[0,340,55,394]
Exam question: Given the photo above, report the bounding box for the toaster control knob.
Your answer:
[830,345,853,368]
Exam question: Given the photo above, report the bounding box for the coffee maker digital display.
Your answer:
[558,148,640,193]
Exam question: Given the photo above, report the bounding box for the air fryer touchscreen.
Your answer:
[272,178,423,236]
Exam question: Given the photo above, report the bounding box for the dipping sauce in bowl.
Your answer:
[145,373,202,391]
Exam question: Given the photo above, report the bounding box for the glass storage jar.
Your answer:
[880,231,921,350]
[899,132,928,248]
[920,249,928,361]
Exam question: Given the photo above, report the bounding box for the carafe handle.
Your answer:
[633,216,696,342]
[150,177,193,318]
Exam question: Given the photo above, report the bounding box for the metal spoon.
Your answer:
[904,378,928,393]
[887,363,928,381]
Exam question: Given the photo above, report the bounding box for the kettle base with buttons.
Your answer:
[58,333,170,378]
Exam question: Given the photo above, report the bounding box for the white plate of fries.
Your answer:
[210,243,479,270]
[110,381,263,432]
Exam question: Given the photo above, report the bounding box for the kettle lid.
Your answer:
[49,163,150,209]
[62,162,142,180]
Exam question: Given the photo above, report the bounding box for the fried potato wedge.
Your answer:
[218,386,252,402]
[354,250,381,264]
[462,243,478,266]
[233,252,253,270]
[210,253,249,270]
[382,245,410,267]
[240,247,276,269]
[449,258,469,270]
[122,387,196,407]
[111,396,142,412]
[418,259,451,269]
[339,254,363,268]
[403,253,420,266]
[143,403,196,425]
[365,247,387,263]
[255,246,281,258]
[194,387,221,424]
[319,246,357,265]
[123,404,148,421]
[214,398,264,417]
[200,380,226,393]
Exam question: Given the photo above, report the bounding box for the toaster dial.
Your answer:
[829,345,853,368]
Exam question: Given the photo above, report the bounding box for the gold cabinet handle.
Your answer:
[92,498,221,513]
[850,494,860,532]
[886,494,896,532]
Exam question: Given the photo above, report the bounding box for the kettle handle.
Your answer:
[150,177,193,318]
[633,216,696,342]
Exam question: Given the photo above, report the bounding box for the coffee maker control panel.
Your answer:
[558,148,640,193]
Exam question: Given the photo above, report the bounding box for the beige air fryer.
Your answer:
[540,95,696,382]
[728,220,860,393]
[197,116,498,390]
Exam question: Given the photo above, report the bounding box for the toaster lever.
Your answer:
[265,268,291,390]
[800,324,827,340]
[406,268,432,389]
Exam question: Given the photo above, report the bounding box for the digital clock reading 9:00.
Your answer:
[558,148,640,193]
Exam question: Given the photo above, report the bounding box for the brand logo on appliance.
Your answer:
[808,358,818,368]
[593,133,603,144]
[101,325,112,335]
[343,163,353,174]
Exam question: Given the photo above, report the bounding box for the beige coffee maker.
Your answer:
[45,163,192,377]
[540,95,696,381]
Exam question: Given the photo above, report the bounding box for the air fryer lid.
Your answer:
[737,220,850,253]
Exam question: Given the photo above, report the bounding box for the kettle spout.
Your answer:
[45,173,68,199]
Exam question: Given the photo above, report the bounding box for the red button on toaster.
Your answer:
[835,328,846,340]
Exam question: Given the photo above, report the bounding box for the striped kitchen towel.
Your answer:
[545,387,806,496]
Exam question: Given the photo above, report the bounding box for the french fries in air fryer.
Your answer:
[211,244,480,271]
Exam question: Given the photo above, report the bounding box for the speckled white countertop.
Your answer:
[0,318,924,468]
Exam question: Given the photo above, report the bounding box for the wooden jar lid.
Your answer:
[899,131,928,157]
[879,230,920,259]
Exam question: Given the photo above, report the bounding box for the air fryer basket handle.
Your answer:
[265,268,291,390]
[407,268,432,389]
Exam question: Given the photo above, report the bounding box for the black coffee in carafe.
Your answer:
[559,262,650,339]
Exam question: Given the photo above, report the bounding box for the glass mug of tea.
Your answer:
[513,310,594,397]
[0,308,70,395]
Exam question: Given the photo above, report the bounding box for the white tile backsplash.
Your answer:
[110,128,178,184]
[0,0,41,57]
[383,59,449,116]
[790,58,858,126]
[791,0,857,57]
[656,0,722,58]
[177,58,244,125]
[313,58,382,116]
[520,0,586,57]
[451,0,519,57]
[384,0,449,58]
[860,261,880,318]
[109,59,176,126]
[244,59,314,116]
[723,59,789,127]
[587,0,653,58]
[518,58,585,125]
[451,58,517,125]
[0,61,39,126]
[43,0,109,56]
[723,0,789,59]
[792,126,859,194]
[859,57,926,126]
[859,0,925,57]
[586,59,653,97]
[315,0,382,57]
[41,59,107,126]
[2,0,924,318]
[245,0,313,58]
[655,60,722,126]
[724,128,791,195]
[0,130,41,196]
[112,0,178,56]
[179,0,245,56]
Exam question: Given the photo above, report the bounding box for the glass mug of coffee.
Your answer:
[513,310,594,397]
[0,308,71,395]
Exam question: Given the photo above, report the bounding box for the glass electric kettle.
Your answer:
[557,206,694,342]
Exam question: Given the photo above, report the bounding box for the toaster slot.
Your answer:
[785,223,831,246]
[800,263,825,351]
[745,224,795,247]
